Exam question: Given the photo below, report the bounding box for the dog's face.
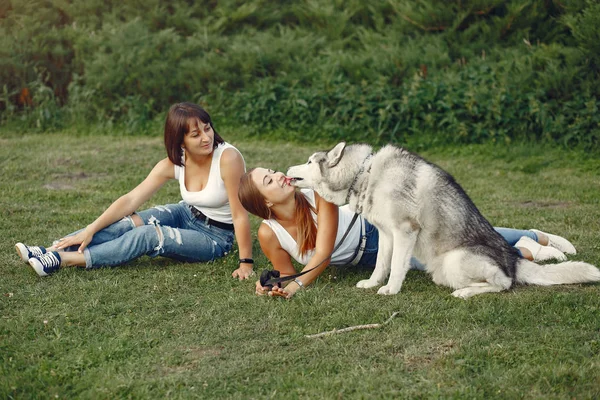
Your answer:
[286,142,348,204]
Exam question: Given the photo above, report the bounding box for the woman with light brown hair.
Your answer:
[16,103,254,279]
[239,168,576,299]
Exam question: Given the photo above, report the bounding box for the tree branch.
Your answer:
[305,312,400,339]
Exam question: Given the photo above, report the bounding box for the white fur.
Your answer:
[516,260,600,285]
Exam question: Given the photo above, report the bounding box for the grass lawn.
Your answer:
[1,132,599,399]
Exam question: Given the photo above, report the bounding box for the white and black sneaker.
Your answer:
[15,243,47,263]
[530,229,577,255]
[28,252,62,277]
[515,236,567,262]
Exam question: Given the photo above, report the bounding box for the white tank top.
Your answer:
[262,189,362,266]
[174,143,243,224]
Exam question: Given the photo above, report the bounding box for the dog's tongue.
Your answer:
[284,176,303,185]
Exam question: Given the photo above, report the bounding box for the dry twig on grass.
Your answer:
[305,312,399,339]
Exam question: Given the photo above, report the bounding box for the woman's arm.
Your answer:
[255,223,296,295]
[271,192,339,298]
[56,158,174,252]
[220,149,254,280]
[258,224,297,275]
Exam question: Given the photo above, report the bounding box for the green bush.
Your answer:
[0,0,598,149]
[223,50,600,149]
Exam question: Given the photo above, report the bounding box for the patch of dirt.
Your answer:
[50,157,80,168]
[52,172,90,180]
[158,346,223,375]
[43,172,89,190]
[515,200,573,209]
[182,346,222,359]
[43,182,76,190]
[402,340,457,369]
[43,172,107,190]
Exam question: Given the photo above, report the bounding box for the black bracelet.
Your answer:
[239,258,254,264]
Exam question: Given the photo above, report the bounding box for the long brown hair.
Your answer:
[164,102,224,166]
[239,169,318,255]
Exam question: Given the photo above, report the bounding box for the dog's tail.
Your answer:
[516,259,600,286]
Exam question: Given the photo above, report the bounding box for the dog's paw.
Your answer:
[451,288,475,299]
[377,285,401,295]
[356,279,380,289]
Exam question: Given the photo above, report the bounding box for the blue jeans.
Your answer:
[355,223,536,270]
[62,203,234,269]
[493,227,537,245]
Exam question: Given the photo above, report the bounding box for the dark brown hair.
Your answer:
[239,169,318,255]
[164,102,224,166]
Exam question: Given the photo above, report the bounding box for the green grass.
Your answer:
[1,133,599,399]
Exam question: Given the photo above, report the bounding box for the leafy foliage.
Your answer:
[0,0,598,149]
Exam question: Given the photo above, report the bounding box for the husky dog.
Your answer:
[287,142,600,299]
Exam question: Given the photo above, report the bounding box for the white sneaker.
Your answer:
[530,229,577,255]
[515,236,567,262]
[28,252,62,277]
[15,243,47,263]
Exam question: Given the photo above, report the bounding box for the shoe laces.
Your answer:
[38,252,60,269]
[28,246,45,257]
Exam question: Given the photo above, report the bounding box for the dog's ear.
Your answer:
[327,142,346,168]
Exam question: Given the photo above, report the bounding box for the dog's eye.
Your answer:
[307,160,312,165]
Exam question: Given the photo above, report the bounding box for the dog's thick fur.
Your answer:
[287,142,600,298]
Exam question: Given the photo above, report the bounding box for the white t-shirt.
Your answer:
[174,142,243,224]
[262,189,362,266]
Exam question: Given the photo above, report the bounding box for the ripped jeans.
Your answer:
[62,202,234,269]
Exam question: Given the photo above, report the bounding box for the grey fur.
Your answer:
[287,142,600,298]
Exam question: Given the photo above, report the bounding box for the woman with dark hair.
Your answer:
[16,102,254,279]
[238,168,577,299]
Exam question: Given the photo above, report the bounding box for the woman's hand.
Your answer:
[254,280,297,299]
[268,286,294,299]
[232,264,254,280]
[55,227,95,253]
[255,280,269,296]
